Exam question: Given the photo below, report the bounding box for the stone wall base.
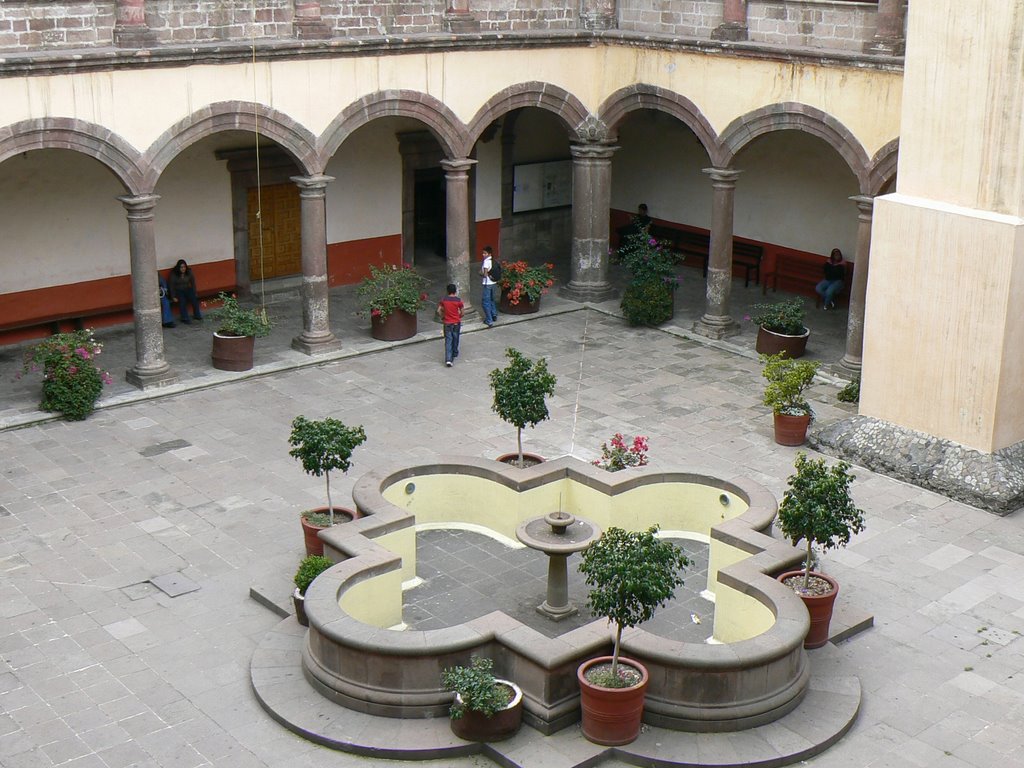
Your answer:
[811,416,1024,516]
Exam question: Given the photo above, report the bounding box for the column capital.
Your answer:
[291,174,334,193]
[850,194,875,214]
[118,193,160,217]
[702,167,742,185]
[440,158,477,174]
[570,142,619,161]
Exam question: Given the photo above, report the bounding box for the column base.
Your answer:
[294,19,332,39]
[125,363,178,390]
[291,333,342,356]
[559,281,616,303]
[864,36,905,56]
[444,12,480,33]
[712,22,749,42]
[114,25,155,48]
[537,601,579,621]
[692,315,741,340]
[833,355,862,378]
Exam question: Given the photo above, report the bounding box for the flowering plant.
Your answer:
[17,329,112,420]
[612,230,680,286]
[213,293,272,337]
[498,261,555,305]
[747,297,806,336]
[593,433,649,472]
[357,262,429,321]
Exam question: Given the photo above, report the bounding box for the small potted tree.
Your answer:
[577,526,689,746]
[761,352,821,446]
[211,292,273,371]
[776,453,865,649]
[288,415,368,556]
[357,262,429,341]
[750,297,808,358]
[441,656,523,742]
[292,554,332,627]
[489,347,557,467]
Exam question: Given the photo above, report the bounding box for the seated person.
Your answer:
[816,248,845,309]
[168,259,203,324]
[617,203,653,246]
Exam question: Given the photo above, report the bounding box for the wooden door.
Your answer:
[247,183,301,280]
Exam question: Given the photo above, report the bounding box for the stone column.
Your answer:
[294,0,331,39]
[713,0,748,42]
[114,0,154,47]
[444,0,480,32]
[865,0,906,55]
[579,0,615,30]
[119,194,177,390]
[442,158,477,312]
[291,175,342,355]
[836,196,874,375]
[562,142,617,302]
[692,168,742,340]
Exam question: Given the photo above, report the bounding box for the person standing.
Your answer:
[480,245,498,327]
[168,259,203,324]
[816,248,846,310]
[438,283,464,367]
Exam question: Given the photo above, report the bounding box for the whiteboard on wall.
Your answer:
[513,160,572,213]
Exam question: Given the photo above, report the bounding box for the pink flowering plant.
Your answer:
[592,433,649,472]
[357,262,429,321]
[17,329,112,420]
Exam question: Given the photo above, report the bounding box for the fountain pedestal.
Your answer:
[516,512,601,621]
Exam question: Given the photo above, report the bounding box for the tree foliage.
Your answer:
[489,348,557,465]
[288,416,367,525]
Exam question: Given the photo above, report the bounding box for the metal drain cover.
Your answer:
[149,572,200,597]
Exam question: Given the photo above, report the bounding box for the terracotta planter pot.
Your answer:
[300,507,356,557]
[292,588,308,627]
[577,656,649,746]
[773,412,811,446]
[211,332,256,371]
[495,452,545,468]
[371,309,417,341]
[499,290,540,314]
[778,570,839,649]
[450,680,523,742]
[755,325,809,358]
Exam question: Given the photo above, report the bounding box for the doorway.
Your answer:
[414,168,446,261]
[247,183,301,281]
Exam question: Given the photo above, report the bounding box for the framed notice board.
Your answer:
[513,160,572,213]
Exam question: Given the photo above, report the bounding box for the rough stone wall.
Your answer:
[748,1,878,53]
[618,0,720,38]
[146,0,293,44]
[0,1,115,51]
[320,0,446,37]
[474,0,575,32]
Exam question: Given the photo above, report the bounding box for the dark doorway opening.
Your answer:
[414,168,446,261]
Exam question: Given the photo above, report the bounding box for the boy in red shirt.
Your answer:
[438,283,464,367]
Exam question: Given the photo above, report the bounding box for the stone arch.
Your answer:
[467,82,590,148]
[720,103,870,187]
[866,138,899,196]
[318,91,467,162]
[142,102,320,189]
[598,85,724,165]
[0,118,144,193]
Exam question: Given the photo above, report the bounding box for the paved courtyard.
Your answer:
[3,280,1024,767]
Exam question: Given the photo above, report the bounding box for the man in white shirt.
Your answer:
[480,245,498,327]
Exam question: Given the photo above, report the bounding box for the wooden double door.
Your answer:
[247,183,301,280]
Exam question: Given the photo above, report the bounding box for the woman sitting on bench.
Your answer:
[816,248,845,310]
[169,259,204,324]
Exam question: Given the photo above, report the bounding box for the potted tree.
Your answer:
[761,352,821,446]
[577,526,689,746]
[441,656,523,742]
[489,347,557,467]
[211,292,273,371]
[612,230,680,326]
[357,262,430,341]
[496,260,556,314]
[776,453,866,649]
[750,297,809,358]
[292,554,332,627]
[288,415,368,556]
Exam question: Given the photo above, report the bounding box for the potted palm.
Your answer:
[211,292,272,371]
[292,554,332,627]
[577,526,689,746]
[489,347,557,467]
[776,453,866,649]
[288,415,367,556]
[750,297,808,358]
[441,657,523,742]
[357,262,430,341]
[497,260,556,314]
[761,352,821,446]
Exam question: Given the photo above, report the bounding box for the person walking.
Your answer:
[438,283,464,367]
[480,245,498,327]
[816,248,846,310]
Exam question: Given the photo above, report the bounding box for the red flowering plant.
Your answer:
[16,328,112,420]
[592,433,649,472]
[498,261,556,306]
[357,262,429,321]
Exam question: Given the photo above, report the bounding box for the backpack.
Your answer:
[489,260,502,282]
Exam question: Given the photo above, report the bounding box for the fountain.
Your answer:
[516,510,601,620]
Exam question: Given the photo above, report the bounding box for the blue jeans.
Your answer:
[174,286,203,323]
[444,323,461,363]
[816,279,843,307]
[481,283,497,324]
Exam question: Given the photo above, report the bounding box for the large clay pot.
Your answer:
[450,680,523,742]
[495,452,545,468]
[773,412,811,446]
[755,326,809,358]
[300,507,356,556]
[499,290,540,315]
[211,332,256,371]
[371,309,417,341]
[293,588,308,627]
[778,570,839,649]
[577,656,649,746]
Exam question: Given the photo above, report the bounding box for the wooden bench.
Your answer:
[762,253,852,307]
[648,224,763,287]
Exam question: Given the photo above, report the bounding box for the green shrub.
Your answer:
[357,263,429,321]
[441,657,513,719]
[620,279,674,326]
[213,293,272,337]
[17,329,112,420]
[612,229,680,285]
[294,555,332,595]
[837,376,860,403]
[489,348,557,467]
[749,297,806,336]
[288,416,367,526]
[761,353,821,416]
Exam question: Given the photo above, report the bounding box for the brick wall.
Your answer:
[748,1,878,52]
[0,1,115,51]
[474,0,575,32]
[320,0,446,37]
[147,0,293,44]
[618,0,720,38]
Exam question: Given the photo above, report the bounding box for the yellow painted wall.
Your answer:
[339,568,404,628]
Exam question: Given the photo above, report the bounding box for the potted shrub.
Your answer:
[489,347,557,467]
[612,230,680,326]
[292,554,332,627]
[761,352,821,446]
[577,526,689,745]
[16,328,113,420]
[288,415,368,556]
[776,453,866,649]
[441,656,523,742]
[497,260,555,314]
[749,297,809,358]
[592,433,649,472]
[211,292,272,371]
[357,262,429,341]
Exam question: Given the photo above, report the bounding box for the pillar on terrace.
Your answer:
[444,0,480,32]
[865,0,906,56]
[290,175,342,355]
[442,158,477,312]
[836,196,874,376]
[713,0,748,42]
[119,194,177,390]
[113,0,154,47]
[294,0,332,39]
[561,142,617,302]
[692,168,742,340]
